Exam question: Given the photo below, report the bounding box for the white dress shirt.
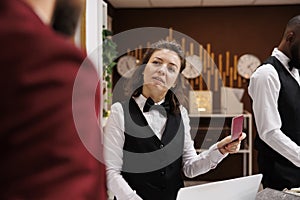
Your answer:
[104,95,227,200]
[248,48,300,167]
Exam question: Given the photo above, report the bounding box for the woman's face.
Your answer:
[142,49,181,100]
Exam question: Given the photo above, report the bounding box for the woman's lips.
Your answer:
[152,76,165,84]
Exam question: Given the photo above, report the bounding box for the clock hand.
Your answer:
[126,62,130,70]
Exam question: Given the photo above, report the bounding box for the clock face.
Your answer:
[117,55,138,78]
[237,54,261,79]
[182,55,203,79]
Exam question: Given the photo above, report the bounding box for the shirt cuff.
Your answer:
[209,143,228,167]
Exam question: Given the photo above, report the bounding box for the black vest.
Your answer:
[120,97,184,200]
[254,56,300,189]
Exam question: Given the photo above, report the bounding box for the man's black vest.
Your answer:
[120,97,184,200]
[254,56,300,190]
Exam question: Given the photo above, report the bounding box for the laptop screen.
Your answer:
[177,174,262,200]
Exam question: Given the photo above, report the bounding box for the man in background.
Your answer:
[248,15,300,190]
[0,0,106,199]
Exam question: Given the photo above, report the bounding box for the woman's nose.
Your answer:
[158,64,167,75]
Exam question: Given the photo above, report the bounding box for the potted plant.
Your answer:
[102,29,118,118]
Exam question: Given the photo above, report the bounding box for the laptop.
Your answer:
[177,174,262,200]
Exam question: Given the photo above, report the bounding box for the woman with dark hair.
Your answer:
[104,40,245,200]
[124,40,187,114]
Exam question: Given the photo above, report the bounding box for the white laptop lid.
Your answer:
[177,174,262,200]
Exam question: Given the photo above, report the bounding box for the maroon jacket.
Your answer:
[0,0,106,199]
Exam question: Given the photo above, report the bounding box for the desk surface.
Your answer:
[256,188,300,200]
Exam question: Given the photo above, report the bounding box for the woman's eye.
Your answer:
[168,66,176,73]
[152,61,162,66]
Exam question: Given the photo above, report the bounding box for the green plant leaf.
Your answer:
[102,29,118,117]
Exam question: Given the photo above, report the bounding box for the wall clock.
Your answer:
[237,54,261,79]
[117,55,138,78]
[182,55,203,79]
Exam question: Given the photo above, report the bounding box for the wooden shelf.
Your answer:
[188,111,253,177]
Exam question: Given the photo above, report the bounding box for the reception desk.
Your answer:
[256,188,300,200]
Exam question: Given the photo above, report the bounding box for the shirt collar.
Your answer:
[272,48,291,70]
[272,48,300,83]
[133,94,165,111]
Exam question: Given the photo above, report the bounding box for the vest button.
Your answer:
[160,171,165,176]
[160,144,164,148]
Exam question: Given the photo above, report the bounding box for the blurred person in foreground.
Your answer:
[0,0,106,199]
[104,40,246,200]
[248,15,300,190]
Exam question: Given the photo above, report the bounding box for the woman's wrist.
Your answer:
[218,146,227,155]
